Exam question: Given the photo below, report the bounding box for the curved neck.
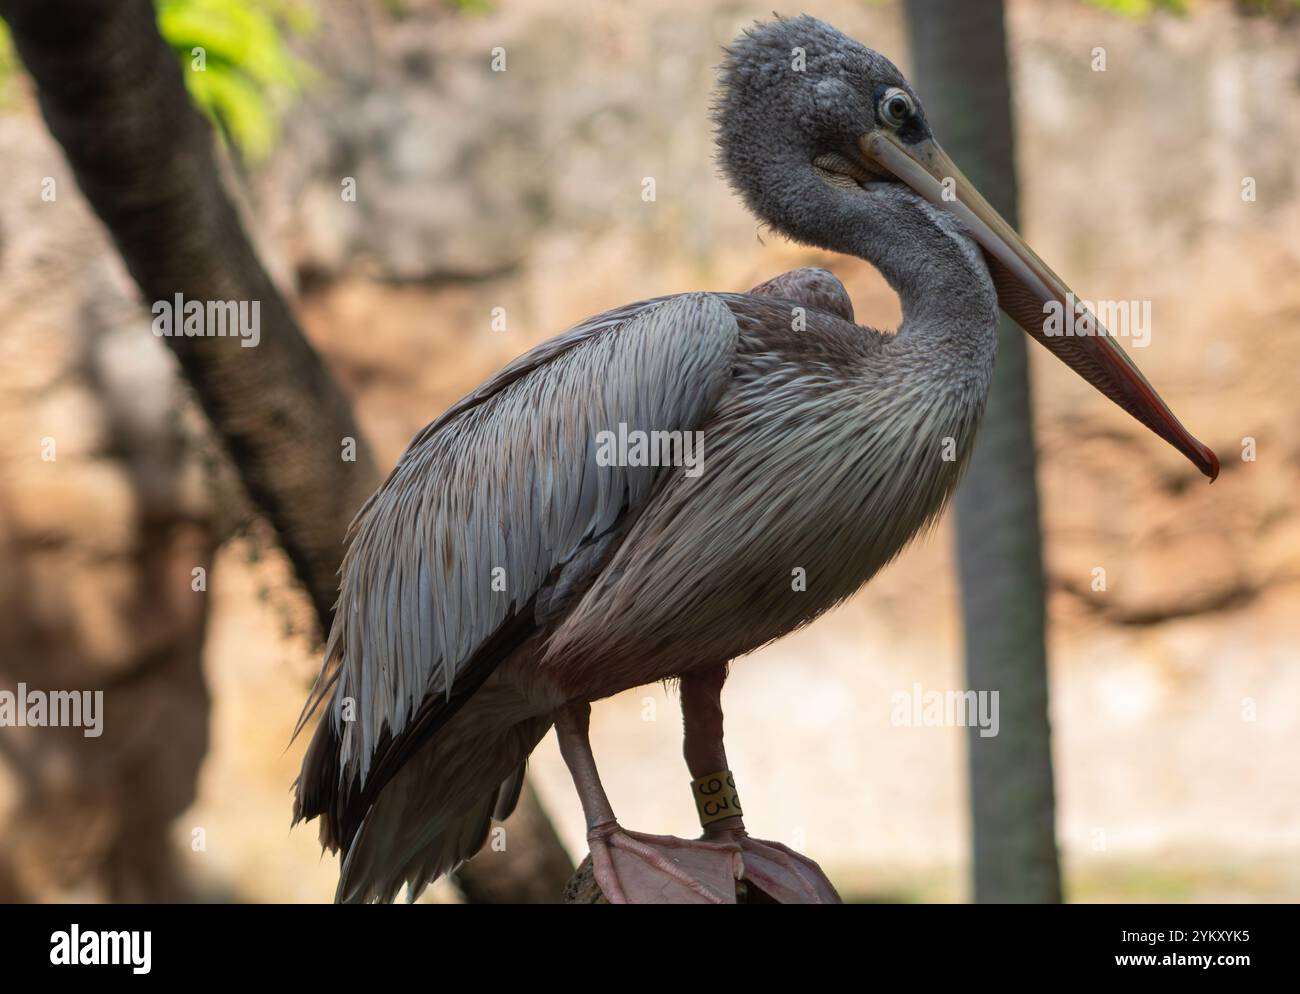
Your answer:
[773,176,1001,380]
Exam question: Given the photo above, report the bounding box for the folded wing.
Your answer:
[293,293,739,853]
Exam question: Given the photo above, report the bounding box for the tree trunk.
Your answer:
[0,0,376,626]
[454,785,576,905]
[0,0,571,902]
[904,0,1063,903]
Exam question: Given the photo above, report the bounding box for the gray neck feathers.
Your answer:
[774,170,1000,397]
[722,125,999,392]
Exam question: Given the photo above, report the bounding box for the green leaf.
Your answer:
[155,0,315,161]
[1083,0,1190,15]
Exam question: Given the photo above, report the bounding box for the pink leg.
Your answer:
[555,702,741,904]
[680,665,842,904]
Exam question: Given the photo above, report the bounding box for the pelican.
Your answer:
[293,15,1217,904]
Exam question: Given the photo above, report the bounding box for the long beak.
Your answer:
[859,131,1218,481]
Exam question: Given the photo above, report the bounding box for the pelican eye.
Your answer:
[880,88,914,128]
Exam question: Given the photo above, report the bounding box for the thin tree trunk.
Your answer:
[904,0,1063,903]
[1,0,376,625]
[0,0,571,902]
[454,785,576,905]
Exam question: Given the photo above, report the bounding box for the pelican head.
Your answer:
[716,15,1217,480]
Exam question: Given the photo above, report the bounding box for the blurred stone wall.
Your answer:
[0,116,224,899]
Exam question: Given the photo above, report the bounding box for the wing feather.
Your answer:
[295,292,738,839]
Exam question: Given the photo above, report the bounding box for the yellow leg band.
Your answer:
[692,769,743,827]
